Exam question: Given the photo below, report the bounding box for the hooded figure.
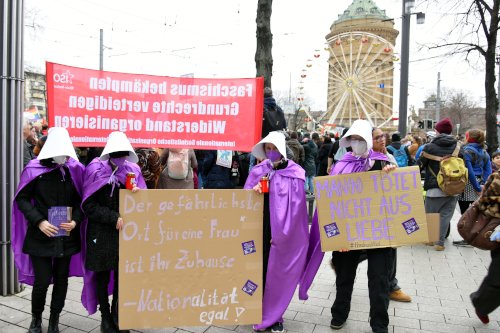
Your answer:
[244,131,309,333]
[80,131,146,333]
[299,120,394,333]
[13,127,85,333]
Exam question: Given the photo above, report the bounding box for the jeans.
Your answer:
[424,195,458,246]
[30,255,72,315]
[331,248,391,333]
[305,176,314,193]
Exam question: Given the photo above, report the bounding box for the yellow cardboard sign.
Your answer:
[314,166,428,251]
[118,189,263,329]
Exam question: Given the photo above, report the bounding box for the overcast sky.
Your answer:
[25,0,488,116]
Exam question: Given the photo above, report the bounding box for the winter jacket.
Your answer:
[16,166,83,258]
[202,150,234,189]
[262,97,286,138]
[287,139,305,165]
[463,143,492,192]
[302,140,318,177]
[83,182,122,271]
[317,142,333,176]
[418,134,461,191]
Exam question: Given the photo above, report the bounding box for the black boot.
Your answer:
[111,299,129,333]
[100,313,118,333]
[28,314,42,333]
[47,312,60,333]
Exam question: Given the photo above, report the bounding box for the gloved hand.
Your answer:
[490,225,500,242]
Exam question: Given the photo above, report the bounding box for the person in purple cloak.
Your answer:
[244,131,309,333]
[80,131,146,333]
[299,120,396,333]
[13,127,85,333]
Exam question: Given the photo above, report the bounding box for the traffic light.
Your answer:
[418,120,424,129]
[426,119,433,129]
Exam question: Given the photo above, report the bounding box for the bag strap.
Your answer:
[422,151,442,162]
[451,142,461,157]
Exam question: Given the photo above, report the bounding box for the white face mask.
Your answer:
[350,139,368,156]
[52,155,67,165]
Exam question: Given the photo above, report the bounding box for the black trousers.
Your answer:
[388,248,400,292]
[458,200,473,215]
[471,248,500,315]
[331,248,391,333]
[30,255,72,315]
[95,270,118,316]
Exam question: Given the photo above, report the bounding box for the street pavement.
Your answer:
[1,205,499,333]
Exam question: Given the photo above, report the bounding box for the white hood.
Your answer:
[37,127,78,161]
[100,131,138,163]
[251,131,287,161]
[339,119,373,151]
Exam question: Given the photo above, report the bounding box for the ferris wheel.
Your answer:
[320,31,397,128]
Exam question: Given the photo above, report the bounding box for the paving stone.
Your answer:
[58,312,100,331]
[419,320,475,332]
[0,304,32,325]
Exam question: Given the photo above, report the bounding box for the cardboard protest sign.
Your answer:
[426,213,440,243]
[119,189,263,329]
[46,62,264,151]
[314,166,428,251]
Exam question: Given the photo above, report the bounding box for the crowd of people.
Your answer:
[16,104,500,333]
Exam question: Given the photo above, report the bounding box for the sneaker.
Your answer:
[330,318,345,329]
[271,322,284,333]
[453,240,471,247]
[475,309,490,324]
[434,245,445,251]
[389,289,412,302]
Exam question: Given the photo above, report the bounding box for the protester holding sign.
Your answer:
[244,131,309,333]
[81,132,146,333]
[372,128,412,303]
[300,120,396,333]
[13,127,85,333]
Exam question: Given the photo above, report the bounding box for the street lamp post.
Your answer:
[398,0,411,136]
[398,0,424,136]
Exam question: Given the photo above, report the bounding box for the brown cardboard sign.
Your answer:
[314,166,428,251]
[118,189,263,329]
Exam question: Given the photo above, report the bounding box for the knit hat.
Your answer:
[435,118,453,134]
[391,132,402,142]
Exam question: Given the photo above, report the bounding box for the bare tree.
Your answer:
[443,90,480,133]
[425,0,500,152]
[255,0,273,88]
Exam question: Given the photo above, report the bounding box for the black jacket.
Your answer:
[418,134,461,191]
[83,182,122,271]
[202,150,234,189]
[317,142,333,176]
[302,140,318,177]
[16,166,83,258]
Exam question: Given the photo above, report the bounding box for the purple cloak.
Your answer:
[80,158,146,315]
[298,150,389,300]
[244,159,309,329]
[12,158,85,285]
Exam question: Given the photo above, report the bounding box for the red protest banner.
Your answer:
[46,62,264,151]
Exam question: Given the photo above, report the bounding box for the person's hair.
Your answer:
[323,136,332,144]
[290,131,298,139]
[33,135,47,156]
[264,87,273,97]
[311,132,320,140]
[492,151,500,160]
[412,135,422,146]
[467,129,485,146]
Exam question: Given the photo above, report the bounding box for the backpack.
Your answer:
[422,143,468,196]
[387,145,409,167]
[167,149,189,179]
[262,104,286,137]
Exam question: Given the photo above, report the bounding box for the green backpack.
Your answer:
[422,143,468,195]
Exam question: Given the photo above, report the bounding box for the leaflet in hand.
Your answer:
[48,206,72,237]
